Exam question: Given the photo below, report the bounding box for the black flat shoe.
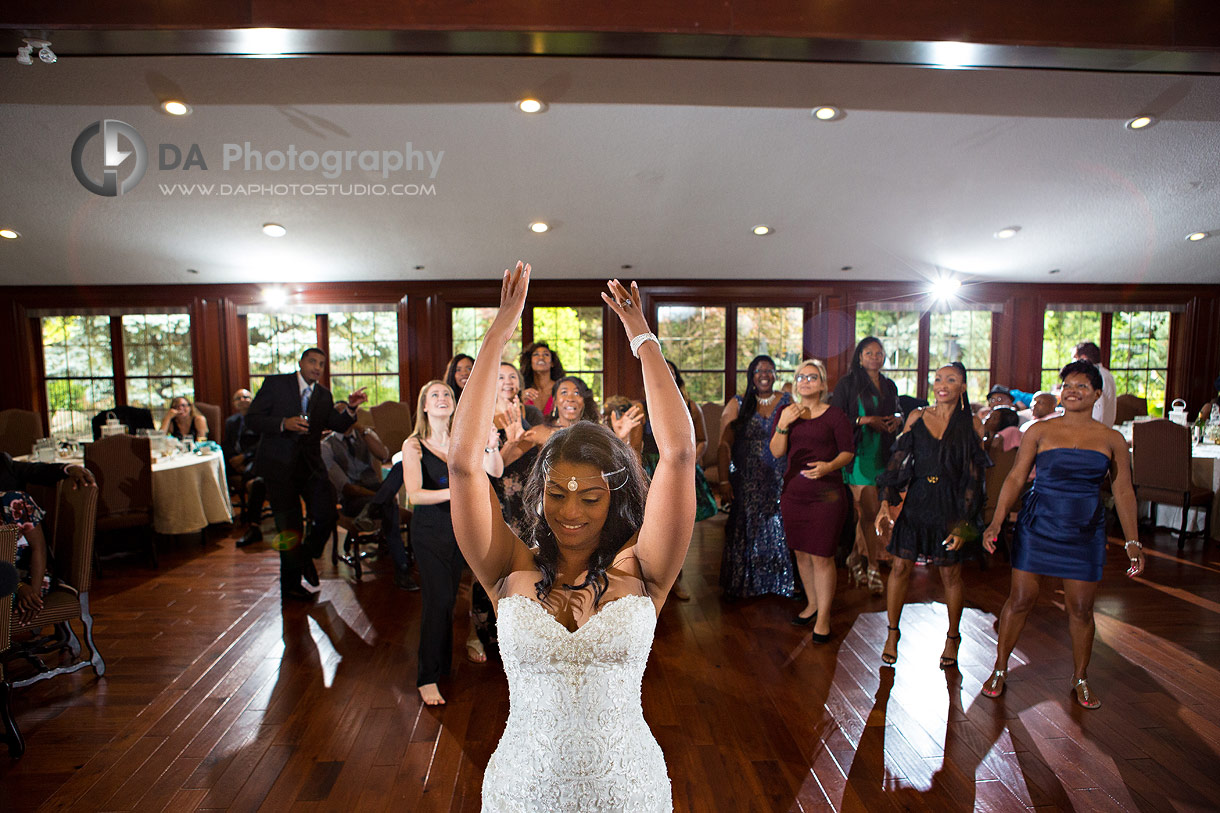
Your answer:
[281,584,315,602]
[809,630,832,644]
[236,527,262,548]
[302,556,320,587]
[791,610,818,627]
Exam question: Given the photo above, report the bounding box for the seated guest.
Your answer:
[987,386,1016,409]
[984,405,1023,452]
[321,401,391,532]
[0,452,95,624]
[223,388,267,548]
[161,395,209,441]
[1020,391,1060,432]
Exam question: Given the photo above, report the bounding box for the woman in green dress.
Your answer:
[829,336,901,594]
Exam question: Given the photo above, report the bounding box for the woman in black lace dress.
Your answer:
[874,362,988,669]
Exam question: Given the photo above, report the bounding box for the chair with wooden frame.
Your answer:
[1,482,104,758]
[700,401,725,485]
[193,400,222,442]
[1132,419,1214,550]
[84,433,156,570]
[369,401,413,459]
[1115,394,1148,426]
[983,445,1020,559]
[0,409,44,458]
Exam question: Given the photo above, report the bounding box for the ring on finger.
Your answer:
[621,298,633,307]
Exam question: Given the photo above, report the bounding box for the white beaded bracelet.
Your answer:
[630,331,661,358]
[1124,539,1142,549]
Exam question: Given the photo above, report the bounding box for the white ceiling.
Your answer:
[1,54,1218,287]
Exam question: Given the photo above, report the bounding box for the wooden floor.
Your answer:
[3,516,1219,812]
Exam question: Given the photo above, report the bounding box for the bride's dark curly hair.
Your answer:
[522,421,649,606]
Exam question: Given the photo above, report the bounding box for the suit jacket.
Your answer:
[246,373,356,479]
[0,452,69,492]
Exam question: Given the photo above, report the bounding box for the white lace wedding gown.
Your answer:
[481,594,672,812]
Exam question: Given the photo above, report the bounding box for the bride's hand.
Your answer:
[491,261,530,338]
[601,280,650,340]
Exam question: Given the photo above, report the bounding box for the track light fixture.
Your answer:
[16,38,56,65]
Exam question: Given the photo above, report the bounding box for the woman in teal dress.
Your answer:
[717,354,796,599]
[830,337,901,595]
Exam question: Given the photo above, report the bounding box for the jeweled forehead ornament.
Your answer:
[546,465,629,491]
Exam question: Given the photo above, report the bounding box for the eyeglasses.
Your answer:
[795,374,821,383]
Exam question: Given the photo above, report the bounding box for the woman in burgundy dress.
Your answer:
[770,359,855,641]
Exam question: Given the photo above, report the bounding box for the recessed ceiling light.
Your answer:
[930,277,962,299]
[529,221,549,233]
[0,229,19,239]
[262,223,287,237]
[811,106,842,121]
[517,99,547,114]
[1125,115,1155,130]
[752,225,774,236]
[1048,268,1061,275]
[186,268,199,275]
[1186,231,1210,241]
[161,100,192,116]
[841,266,853,271]
[262,287,288,307]
[994,226,1021,239]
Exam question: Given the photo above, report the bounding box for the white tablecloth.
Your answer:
[1150,444,1220,541]
[20,450,233,536]
[150,451,233,535]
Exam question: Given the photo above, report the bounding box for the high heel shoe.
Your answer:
[1071,678,1101,709]
[881,626,900,665]
[939,634,961,669]
[846,551,867,588]
[981,669,1007,698]
[866,567,885,596]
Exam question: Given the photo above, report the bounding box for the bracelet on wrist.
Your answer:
[1124,539,1142,549]
[629,331,661,359]
[775,427,790,435]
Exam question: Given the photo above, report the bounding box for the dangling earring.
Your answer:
[536,501,544,516]
[960,393,967,410]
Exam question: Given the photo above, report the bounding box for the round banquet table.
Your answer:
[149,451,234,535]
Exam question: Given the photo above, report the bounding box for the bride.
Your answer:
[449,262,696,812]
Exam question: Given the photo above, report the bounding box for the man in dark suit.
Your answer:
[245,348,368,600]
[222,387,267,548]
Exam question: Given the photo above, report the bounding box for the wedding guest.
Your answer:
[161,396,208,441]
[519,341,565,414]
[770,359,855,640]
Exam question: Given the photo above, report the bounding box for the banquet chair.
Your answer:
[1115,394,1148,426]
[1,483,104,757]
[369,400,413,456]
[84,434,156,571]
[0,409,44,458]
[1132,419,1213,550]
[89,406,155,440]
[984,446,1020,559]
[0,524,24,757]
[194,401,222,441]
[700,401,724,485]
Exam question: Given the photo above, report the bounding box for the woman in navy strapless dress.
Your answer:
[981,361,1145,710]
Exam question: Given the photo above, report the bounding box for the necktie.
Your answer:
[301,385,313,413]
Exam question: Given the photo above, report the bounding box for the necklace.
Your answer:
[757,393,776,406]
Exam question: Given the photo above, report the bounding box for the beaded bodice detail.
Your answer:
[481,594,671,812]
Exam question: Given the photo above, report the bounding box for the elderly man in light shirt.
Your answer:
[1073,342,1117,425]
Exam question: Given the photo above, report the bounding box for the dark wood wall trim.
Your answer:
[2,278,1218,427]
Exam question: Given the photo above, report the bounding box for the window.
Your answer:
[735,306,804,394]
[929,310,993,404]
[1111,310,1170,414]
[1041,310,1101,391]
[657,305,727,404]
[329,311,399,406]
[855,309,920,399]
[451,307,522,366]
[532,306,604,403]
[42,316,114,437]
[123,313,194,411]
[246,313,318,396]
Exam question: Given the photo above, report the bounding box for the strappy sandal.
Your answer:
[846,551,867,588]
[465,638,487,664]
[881,626,901,665]
[981,669,1007,698]
[866,567,885,596]
[939,634,961,669]
[1071,678,1101,709]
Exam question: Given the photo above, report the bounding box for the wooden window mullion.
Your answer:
[111,316,127,407]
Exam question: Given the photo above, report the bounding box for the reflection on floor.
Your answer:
[2,515,1219,811]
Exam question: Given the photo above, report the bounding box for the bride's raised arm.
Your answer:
[450,262,533,591]
[602,280,696,601]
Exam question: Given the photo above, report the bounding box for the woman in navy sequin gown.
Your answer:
[980,361,1144,709]
[717,355,796,599]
